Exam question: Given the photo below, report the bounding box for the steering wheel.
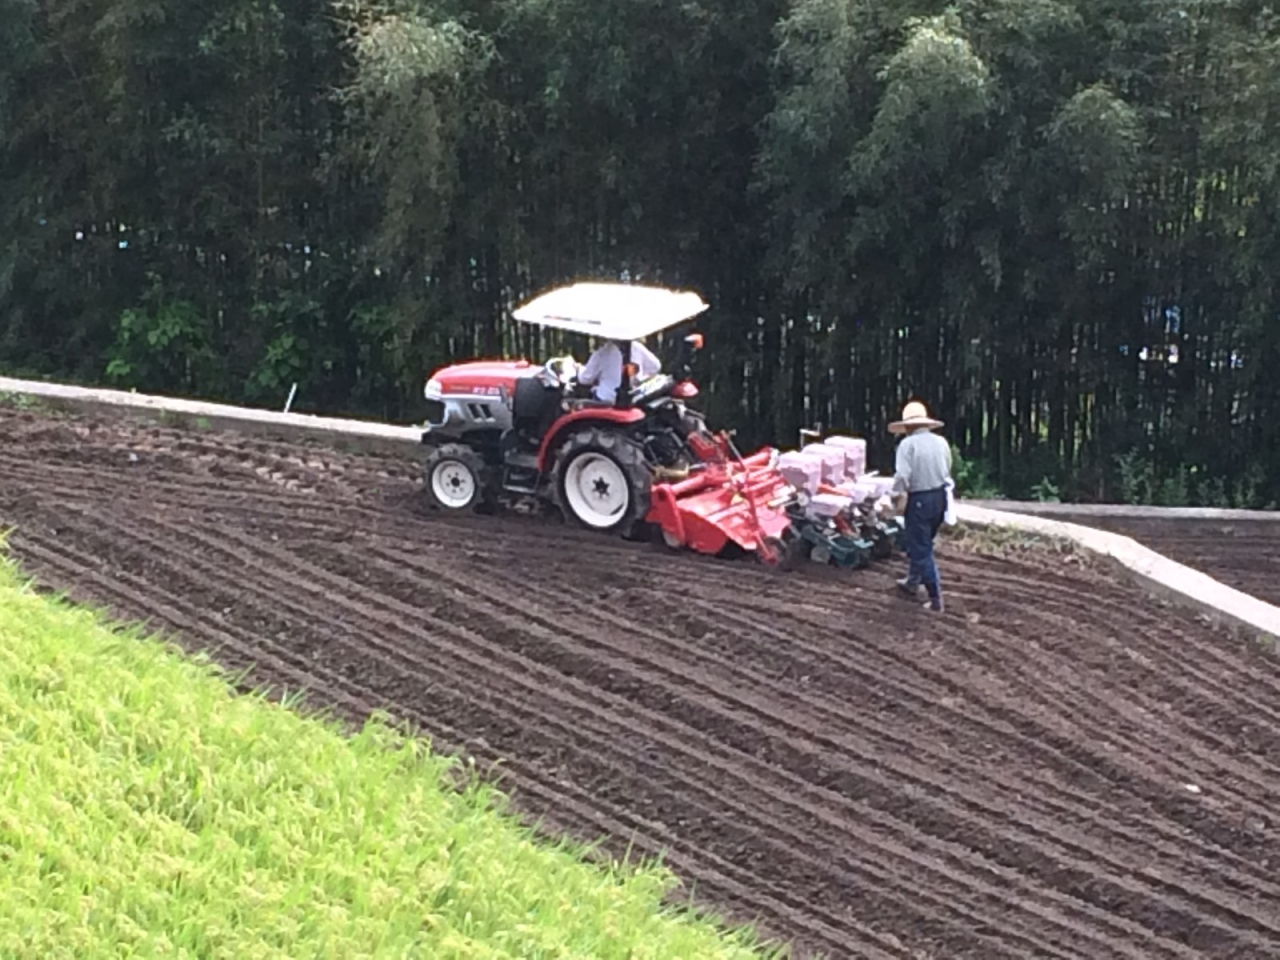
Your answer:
[541,355,579,389]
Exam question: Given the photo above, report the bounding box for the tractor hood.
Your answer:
[424,359,538,400]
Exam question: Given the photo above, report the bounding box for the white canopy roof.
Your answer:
[511,282,709,340]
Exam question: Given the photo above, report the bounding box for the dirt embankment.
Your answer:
[2,407,1279,959]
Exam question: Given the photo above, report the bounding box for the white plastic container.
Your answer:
[777,450,825,495]
[821,435,867,479]
[861,475,896,499]
[810,442,851,479]
[845,480,881,504]
[800,443,847,484]
[809,492,853,518]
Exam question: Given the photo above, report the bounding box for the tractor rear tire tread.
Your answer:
[551,427,652,540]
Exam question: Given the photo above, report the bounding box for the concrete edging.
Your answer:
[0,375,426,458]
[3,374,1276,642]
[955,503,1280,643]
[964,499,1280,523]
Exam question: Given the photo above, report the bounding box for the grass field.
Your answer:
[0,551,779,960]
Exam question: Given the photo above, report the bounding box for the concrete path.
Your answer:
[964,499,1280,522]
[0,375,425,457]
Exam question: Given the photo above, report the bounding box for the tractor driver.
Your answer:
[577,338,661,403]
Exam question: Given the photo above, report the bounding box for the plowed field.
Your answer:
[2,406,1279,960]
[1066,516,1280,609]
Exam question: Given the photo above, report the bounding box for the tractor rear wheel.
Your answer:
[423,444,494,513]
[552,427,652,538]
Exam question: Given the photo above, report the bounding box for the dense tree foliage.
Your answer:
[2,0,1277,504]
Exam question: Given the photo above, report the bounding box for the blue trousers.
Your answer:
[903,487,946,602]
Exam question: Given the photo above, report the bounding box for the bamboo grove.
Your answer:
[2,0,1277,504]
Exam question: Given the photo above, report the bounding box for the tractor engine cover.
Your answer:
[422,360,541,440]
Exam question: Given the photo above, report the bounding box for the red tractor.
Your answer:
[417,282,906,569]
[419,282,751,541]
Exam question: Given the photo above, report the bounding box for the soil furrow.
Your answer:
[407,543,1280,936]
[7,518,868,959]
[317,545,1249,957]
[4,406,1279,959]
[54,504,906,956]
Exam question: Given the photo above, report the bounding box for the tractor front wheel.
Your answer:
[423,444,493,513]
[552,428,652,538]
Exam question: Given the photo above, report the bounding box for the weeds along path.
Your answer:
[2,407,1279,959]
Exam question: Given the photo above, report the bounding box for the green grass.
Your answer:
[0,552,783,959]
[0,391,58,414]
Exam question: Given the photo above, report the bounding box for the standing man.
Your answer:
[889,399,952,613]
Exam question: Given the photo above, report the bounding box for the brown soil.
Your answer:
[1054,515,1280,608]
[2,407,1279,960]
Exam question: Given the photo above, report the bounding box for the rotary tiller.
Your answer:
[647,429,908,569]
[646,431,797,564]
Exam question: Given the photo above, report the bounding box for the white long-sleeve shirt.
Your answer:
[579,340,661,402]
[893,430,953,495]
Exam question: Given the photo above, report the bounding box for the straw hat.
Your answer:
[888,400,943,435]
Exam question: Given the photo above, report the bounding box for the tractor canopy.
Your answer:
[419,281,710,451]
[511,282,709,341]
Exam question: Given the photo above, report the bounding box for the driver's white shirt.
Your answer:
[580,340,661,402]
